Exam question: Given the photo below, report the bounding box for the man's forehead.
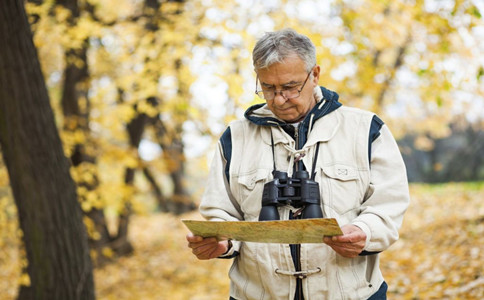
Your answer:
[258,68,307,86]
[260,78,301,87]
[257,56,306,76]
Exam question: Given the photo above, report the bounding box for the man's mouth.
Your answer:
[277,106,294,112]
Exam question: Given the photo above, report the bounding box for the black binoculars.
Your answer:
[258,170,323,221]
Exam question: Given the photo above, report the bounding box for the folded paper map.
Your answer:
[182,218,343,244]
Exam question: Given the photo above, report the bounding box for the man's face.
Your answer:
[257,56,320,123]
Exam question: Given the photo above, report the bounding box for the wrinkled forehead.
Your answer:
[254,52,304,73]
[257,55,307,71]
[256,57,309,86]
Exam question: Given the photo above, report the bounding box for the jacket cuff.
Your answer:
[352,221,372,250]
[218,240,241,258]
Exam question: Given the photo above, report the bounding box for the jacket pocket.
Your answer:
[236,168,271,220]
[335,255,375,299]
[321,164,360,216]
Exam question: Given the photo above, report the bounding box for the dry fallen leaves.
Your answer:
[94,212,231,300]
[1,183,483,299]
[380,183,484,299]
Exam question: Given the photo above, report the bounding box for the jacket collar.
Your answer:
[245,86,342,147]
[244,86,341,126]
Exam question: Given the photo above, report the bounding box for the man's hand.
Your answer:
[186,233,230,260]
[323,224,367,258]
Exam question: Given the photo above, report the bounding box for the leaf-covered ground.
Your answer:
[380,183,484,299]
[1,183,483,299]
[94,212,231,300]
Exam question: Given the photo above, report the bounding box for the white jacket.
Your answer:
[200,87,410,300]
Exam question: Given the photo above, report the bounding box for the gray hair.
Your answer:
[252,28,316,72]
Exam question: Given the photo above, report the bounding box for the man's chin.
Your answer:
[273,108,303,123]
[278,114,302,123]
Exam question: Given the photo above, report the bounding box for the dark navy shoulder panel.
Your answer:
[368,115,384,163]
[244,86,342,128]
[321,86,339,102]
[216,127,238,259]
[220,127,232,184]
[244,103,282,126]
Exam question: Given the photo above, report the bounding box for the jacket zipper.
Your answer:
[294,125,304,300]
[295,229,303,299]
[295,127,299,149]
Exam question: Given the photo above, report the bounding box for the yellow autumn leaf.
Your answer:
[18,273,30,287]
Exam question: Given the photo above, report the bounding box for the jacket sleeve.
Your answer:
[199,138,243,256]
[352,124,410,252]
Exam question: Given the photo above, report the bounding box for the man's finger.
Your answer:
[186,233,203,243]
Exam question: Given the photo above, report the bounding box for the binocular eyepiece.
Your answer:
[258,170,323,221]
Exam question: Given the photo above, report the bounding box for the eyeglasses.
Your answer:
[255,68,313,101]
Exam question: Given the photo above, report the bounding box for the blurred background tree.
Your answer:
[0,0,482,297]
[0,1,94,298]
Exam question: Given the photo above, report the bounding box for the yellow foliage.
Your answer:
[3,0,481,297]
[414,135,435,151]
[161,1,184,15]
[54,5,72,24]
[0,193,23,298]
[18,273,30,287]
[102,247,115,259]
[88,0,139,24]
[226,74,244,99]
[83,216,101,240]
[136,99,159,118]
[71,162,98,186]
[114,104,137,124]
[81,199,93,212]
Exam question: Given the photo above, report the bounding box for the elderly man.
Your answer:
[187,28,409,300]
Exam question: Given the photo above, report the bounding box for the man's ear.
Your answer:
[312,65,321,85]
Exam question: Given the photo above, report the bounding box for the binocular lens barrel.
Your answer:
[301,204,324,219]
[259,170,323,221]
[258,205,280,221]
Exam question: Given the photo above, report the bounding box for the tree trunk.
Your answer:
[143,167,169,211]
[57,0,115,265]
[163,58,195,214]
[155,119,195,214]
[373,36,410,114]
[0,1,95,299]
[112,111,150,256]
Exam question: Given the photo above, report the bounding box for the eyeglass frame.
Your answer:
[255,66,314,101]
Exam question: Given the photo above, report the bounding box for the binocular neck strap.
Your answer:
[270,130,277,175]
[270,128,321,180]
[311,142,320,180]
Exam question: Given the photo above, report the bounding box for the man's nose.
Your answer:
[272,91,287,105]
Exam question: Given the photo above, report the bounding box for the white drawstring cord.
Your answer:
[275,267,322,279]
